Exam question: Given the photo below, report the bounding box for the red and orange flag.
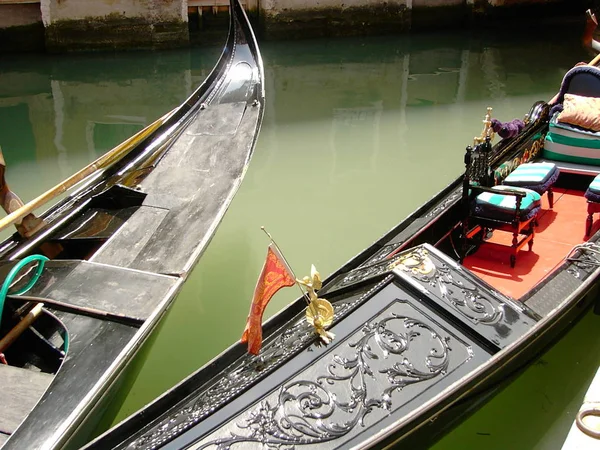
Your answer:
[241,244,295,355]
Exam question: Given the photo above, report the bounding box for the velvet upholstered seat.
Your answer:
[543,65,600,166]
[462,137,540,268]
[473,185,542,222]
[502,162,559,208]
[543,65,600,238]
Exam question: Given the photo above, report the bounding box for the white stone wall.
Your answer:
[40,0,187,26]
[0,4,41,28]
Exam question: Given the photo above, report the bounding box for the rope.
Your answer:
[566,242,600,265]
[576,404,600,439]
[0,254,49,327]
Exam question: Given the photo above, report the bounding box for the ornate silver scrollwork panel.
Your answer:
[193,299,473,449]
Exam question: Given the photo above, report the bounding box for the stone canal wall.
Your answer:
[0,3,44,52]
[0,0,593,52]
[42,0,188,52]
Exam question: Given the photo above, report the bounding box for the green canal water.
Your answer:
[1,22,600,449]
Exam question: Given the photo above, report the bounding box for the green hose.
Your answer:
[0,254,49,327]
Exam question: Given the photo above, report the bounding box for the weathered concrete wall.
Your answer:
[41,0,189,52]
[260,0,411,39]
[0,4,44,52]
[0,0,593,52]
[0,4,41,28]
[259,0,588,38]
[411,0,466,29]
[42,0,185,21]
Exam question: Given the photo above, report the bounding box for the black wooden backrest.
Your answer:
[464,138,493,187]
[462,137,493,208]
[555,65,600,104]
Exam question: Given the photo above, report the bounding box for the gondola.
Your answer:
[85,23,600,450]
[0,0,264,448]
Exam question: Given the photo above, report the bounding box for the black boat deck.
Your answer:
[90,101,261,275]
[0,365,52,445]
[84,243,541,450]
[0,260,180,449]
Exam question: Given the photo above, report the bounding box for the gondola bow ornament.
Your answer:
[298,265,335,344]
[241,244,295,355]
[241,229,335,355]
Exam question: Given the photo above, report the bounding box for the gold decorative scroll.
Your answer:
[298,265,335,344]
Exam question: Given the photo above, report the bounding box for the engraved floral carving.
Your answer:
[424,190,462,219]
[340,246,502,326]
[340,258,397,287]
[400,259,502,325]
[196,311,450,449]
[125,277,394,450]
[362,242,405,266]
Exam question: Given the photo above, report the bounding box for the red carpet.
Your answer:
[463,188,589,299]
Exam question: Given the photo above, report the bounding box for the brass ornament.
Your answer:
[474,107,495,146]
[298,264,335,344]
[389,248,435,276]
[306,298,335,344]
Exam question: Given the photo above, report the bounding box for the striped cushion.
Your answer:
[585,174,600,202]
[474,185,541,222]
[503,162,559,193]
[543,113,600,165]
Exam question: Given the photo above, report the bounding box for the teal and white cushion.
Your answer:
[543,113,600,165]
[473,185,542,222]
[503,162,559,194]
[585,173,600,202]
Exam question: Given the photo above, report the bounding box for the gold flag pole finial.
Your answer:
[260,226,335,344]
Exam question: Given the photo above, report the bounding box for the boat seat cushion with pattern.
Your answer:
[473,185,541,222]
[502,162,559,194]
[585,173,600,203]
[557,93,600,132]
[544,113,600,165]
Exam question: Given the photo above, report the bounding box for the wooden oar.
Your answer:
[0,302,43,353]
[590,51,600,67]
[0,107,177,235]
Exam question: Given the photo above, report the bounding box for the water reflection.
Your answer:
[0,22,597,449]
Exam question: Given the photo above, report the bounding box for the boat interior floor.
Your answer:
[0,364,52,445]
[464,186,589,300]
